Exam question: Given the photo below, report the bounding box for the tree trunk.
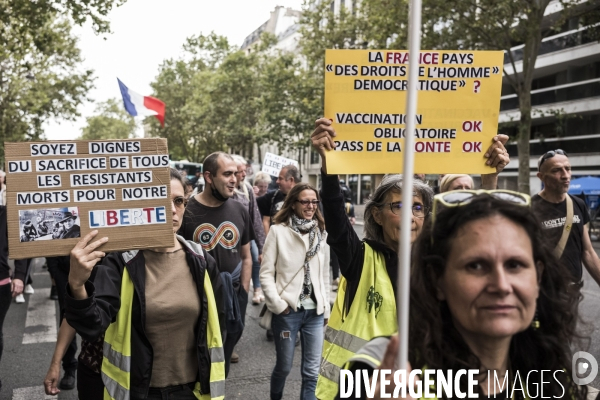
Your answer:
[517,91,532,194]
[516,10,544,195]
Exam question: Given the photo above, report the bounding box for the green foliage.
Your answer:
[0,0,126,45]
[147,32,321,163]
[298,0,594,193]
[0,0,125,163]
[0,17,93,162]
[79,98,137,140]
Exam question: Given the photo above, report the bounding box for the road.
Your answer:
[2,223,600,399]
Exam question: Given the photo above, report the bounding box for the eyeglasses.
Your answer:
[432,190,530,234]
[172,196,188,208]
[296,200,320,206]
[537,149,567,170]
[388,202,428,218]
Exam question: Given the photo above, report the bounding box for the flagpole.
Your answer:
[397,0,422,370]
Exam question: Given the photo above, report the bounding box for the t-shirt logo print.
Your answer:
[193,222,240,251]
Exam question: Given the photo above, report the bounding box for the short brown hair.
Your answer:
[203,152,234,176]
[273,184,325,231]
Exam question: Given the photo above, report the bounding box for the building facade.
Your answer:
[499,3,600,194]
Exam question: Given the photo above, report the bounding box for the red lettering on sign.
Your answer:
[107,210,118,226]
[143,207,155,222]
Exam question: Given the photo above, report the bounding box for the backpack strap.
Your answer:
[553,194,574,259]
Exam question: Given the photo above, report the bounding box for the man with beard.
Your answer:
[179,151,253,376]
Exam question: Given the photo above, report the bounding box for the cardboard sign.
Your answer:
[5,139,174,259]
[324,50,504,174]
[262,152,299,177]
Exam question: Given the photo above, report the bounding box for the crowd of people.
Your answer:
[0,117,598,399]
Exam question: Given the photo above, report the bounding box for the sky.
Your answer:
[45,0,305,140]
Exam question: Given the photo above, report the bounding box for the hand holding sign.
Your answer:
[484,134,510,173]
[311,117,509,176]
[310,118,337,172]
[68,230,108,299]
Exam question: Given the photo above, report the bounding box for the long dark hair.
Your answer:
[273,184,325,231]
[410,195,586,399]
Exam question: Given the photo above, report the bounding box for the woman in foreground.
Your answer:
[65,169,225,400]
[348,192,586,400]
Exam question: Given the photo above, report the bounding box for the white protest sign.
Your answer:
[261,152,299,177]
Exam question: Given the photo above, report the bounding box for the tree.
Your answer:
[79,98,137,140]
[424,0,589,194]
[299,0,597,193]
[147,33,321,163]
[0,0,126,163]
[0,17,93,163]
[0,0,126,45]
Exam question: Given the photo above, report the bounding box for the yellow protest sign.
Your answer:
[324,50,504,174]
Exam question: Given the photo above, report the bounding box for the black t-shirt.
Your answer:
[256,190,287,223]
[178,197,252,274]
[532,194,590,281]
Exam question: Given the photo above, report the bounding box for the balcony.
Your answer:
[504,134,600,157]
[504,24,599,65]
[500,77,600,111]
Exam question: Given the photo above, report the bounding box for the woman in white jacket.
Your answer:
[260,183,330,400]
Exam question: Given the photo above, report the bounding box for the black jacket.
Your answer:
[320,172,398,310]
[0,206,27,281]
[65,236,225,399]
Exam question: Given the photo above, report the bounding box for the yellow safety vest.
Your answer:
[102,265,225,400]
[316,243,397,400]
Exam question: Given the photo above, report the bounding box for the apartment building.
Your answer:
[498,5,600,194]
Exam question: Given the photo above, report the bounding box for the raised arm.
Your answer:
[311,118,365,283]
[481,134,511,189]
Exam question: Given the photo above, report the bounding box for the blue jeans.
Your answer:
[271,308,324,400]
[250,240,261,289]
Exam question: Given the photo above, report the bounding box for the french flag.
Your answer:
[117,78,165,127]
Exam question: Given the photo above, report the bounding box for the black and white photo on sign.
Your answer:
[19,207,81,242]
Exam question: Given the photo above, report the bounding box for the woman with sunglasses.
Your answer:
[260,183,330,400]
[349,191,586,400]
[64,168,225,400]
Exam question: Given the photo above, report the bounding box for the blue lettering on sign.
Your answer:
[90,211,100,227]
[120,209,130,225]
[156,206,166,223]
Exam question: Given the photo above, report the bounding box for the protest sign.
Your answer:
[5,139,174,259]
[262,152,299,177]
[324,50,504,174]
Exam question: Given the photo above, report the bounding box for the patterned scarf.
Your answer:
[289,214,322,302]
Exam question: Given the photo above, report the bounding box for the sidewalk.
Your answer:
[354,204,365,225]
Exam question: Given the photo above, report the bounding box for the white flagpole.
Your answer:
[397,0,422,370]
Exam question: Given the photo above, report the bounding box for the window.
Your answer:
[310,149,320,165]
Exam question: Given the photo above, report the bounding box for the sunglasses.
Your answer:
[431,190,531,241]
[537,149,567,170]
